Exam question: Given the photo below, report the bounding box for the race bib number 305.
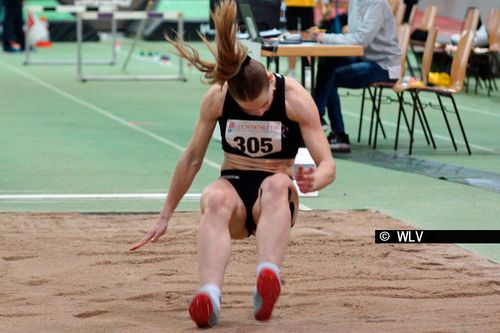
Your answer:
[225,119,282,157]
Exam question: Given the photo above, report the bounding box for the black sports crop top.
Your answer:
[218,74,301,159]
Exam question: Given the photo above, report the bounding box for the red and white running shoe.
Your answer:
[253,268,281,321]
[188,291,220,328]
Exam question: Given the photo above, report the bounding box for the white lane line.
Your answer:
[344,111,496,153]
[0,59,313,212]
[0,59,221,170]
[0,192,313,211]
[0,193,192,201]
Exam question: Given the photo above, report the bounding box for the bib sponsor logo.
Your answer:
[225,119,282,157]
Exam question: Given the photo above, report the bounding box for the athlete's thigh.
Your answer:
[201,178,248,239]
[251,173,299,227]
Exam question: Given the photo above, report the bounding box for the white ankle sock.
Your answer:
[256,262,280,277]
[200,284,221,310]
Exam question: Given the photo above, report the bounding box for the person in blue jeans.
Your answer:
[311,0,401,153]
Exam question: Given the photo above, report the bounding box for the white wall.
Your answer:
[419,0,499,20]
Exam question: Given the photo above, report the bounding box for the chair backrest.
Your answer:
[450,30,475,92]
[408,5,417,27]
[421,27,438,85]
[485,8,499,33]
[418,5,437,31]
[395,3,406,26]
[462,7,481,34]
[388,0,400,15]
[490,20,500,52]
[397,24,411,76]
[486,9,500,50]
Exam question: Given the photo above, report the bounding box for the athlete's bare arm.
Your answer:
[130,85,224,250]
[284,77,336,192]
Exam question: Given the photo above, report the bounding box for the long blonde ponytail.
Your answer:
[167,0,269,101]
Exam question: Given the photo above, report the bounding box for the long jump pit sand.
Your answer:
[1,210,499,333]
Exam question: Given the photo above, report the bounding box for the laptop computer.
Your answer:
[239,3,302,45]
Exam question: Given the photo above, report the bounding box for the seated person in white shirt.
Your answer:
[310,0,401,153]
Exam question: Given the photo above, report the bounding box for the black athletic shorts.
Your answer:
[221,169,295,237]
[286,6,314,31]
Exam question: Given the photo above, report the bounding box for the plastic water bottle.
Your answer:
[280,1,287,32]
[305,66,311,90]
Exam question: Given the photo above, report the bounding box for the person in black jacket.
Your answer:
[2,0,24,52]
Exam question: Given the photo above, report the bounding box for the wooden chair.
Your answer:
[395,3,407,27]
[470,8,500,95]
[418,5,437,31]
[387,0,406,27]
[388,0,400,15]
[356,24,412,148]
[486,8,500,44]
[462,7,481,33]
[394,27,438,152]
[407,5,438,77]
[420,28,438,86]
[488,9,500,51]
[374,27,439,152]
[407,4,417,27]
[394,31,475,155]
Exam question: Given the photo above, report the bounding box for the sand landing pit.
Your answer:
[1,210,499,332]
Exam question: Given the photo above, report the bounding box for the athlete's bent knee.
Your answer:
[260,174,292,197]
[201,187,237,214]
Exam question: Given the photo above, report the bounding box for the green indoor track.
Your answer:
[0,37,499,262]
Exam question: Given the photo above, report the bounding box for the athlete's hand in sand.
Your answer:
[295,166,315,193]
[129,217,168,251]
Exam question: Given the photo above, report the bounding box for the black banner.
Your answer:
[375,230,500,244]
